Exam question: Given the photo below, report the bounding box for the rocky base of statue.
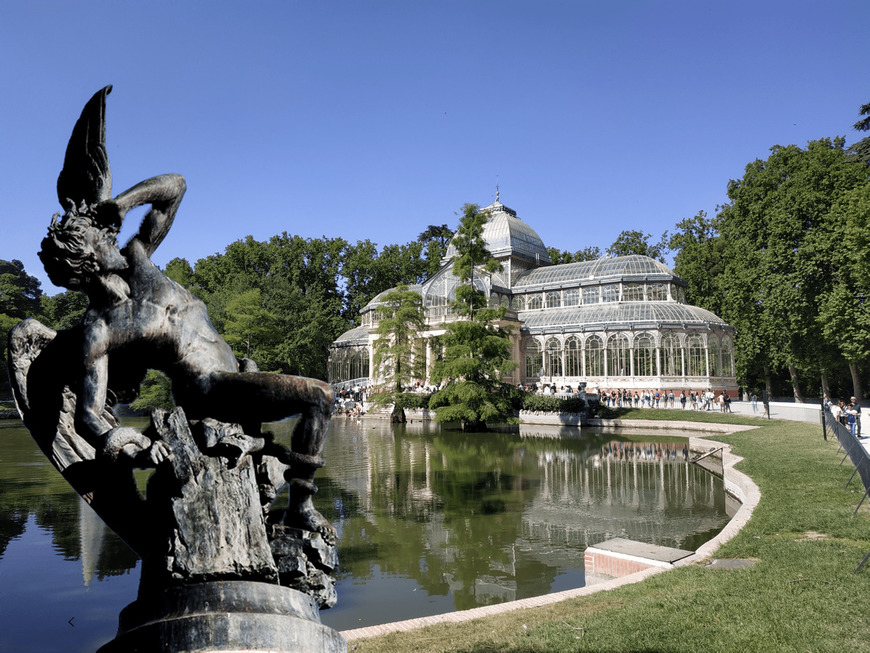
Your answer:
[96,580,347,653]
[270,524,338,609]
[96,409,344,652]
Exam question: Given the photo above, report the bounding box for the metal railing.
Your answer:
[821,409,870,572]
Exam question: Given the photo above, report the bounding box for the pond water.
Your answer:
[0,417,734,651]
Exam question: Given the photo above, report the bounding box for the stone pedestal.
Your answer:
[97,581,347,653]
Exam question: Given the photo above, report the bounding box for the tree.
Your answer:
[668,211,727,316]
[189,234,349,380]
[341,239,429,324]
[817,183,870,401]
[417,224,454,277]
[39,290,88,330]
[129,369,175,411]
[164,257,195,288]
[546,246,602,264]
[448,205,503,317]
[428,205,518,431]
[850,100,870,165]
[222,288,282,367]
[606,230,669,262]
[0,260,42,394]
[417,224,454,248]
[717,138,870,401]
[0,260,42,318]
[371,284,426,422]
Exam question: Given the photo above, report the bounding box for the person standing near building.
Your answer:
[851,396,862,437]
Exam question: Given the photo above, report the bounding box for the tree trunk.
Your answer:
[788,365,804,403]
[390,405,406,423]
[763,365,774,402]
[820,370,831,403]
[849,360,863,403]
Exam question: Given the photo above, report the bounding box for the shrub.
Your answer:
[520,394,586,413]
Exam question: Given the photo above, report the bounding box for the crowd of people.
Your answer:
[589,388,733,412]
[824,395,863,438]
[334,385,370,417]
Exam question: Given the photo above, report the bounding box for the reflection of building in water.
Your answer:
[79,496,107,587]
[317,422,734,609]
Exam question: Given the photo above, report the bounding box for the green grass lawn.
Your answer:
[349,413,870,652]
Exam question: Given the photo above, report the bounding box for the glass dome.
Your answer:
[333,325,371,346]
[444,201,551,265]
[360,284,423,314]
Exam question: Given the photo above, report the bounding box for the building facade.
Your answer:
[329,199,737,395]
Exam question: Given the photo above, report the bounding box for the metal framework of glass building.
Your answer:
[329,198,737,393]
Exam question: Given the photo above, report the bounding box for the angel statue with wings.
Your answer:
[7,87,343,630]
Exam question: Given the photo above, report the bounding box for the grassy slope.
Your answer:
[350,413,870,653]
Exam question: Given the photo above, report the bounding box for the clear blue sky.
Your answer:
[2,0,868,294]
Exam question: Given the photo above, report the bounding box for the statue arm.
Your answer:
[77,332,114,441]
[99,174,187,258]
[77,326,170,465]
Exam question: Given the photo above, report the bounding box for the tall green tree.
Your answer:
[429,205,517,431]
[372,284,426,422]
[718,138,869,400]
[222,288,283,367]
[817,183,870,400]
[668,211,727,316]
[190,234,349,380]
[606,230,669,262]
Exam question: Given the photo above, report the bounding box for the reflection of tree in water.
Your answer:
[0,423,138,576]
[295,421,732,614]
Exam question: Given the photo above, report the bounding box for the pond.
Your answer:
[0,417,735,651]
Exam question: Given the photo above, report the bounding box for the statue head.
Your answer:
[39,209,127,299]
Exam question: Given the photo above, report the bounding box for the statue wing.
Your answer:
[56,85,113,212]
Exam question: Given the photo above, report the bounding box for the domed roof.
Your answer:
[444,199,551,265]
[519,302,730,334]
[514,255,682,289]
[360,284,423,314]
[333,325,371,346]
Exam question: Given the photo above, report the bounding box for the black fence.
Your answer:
[821,410,870,572]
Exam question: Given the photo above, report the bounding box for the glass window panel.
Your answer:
[648,282,667,301]
[634,334,655,376]
[687,335,705,376]
[661,333,681,376]
[565,337,581,376]
[563,288,579,306]
[602,284,619,303]
[546,291,561,309]
[709,338,721,377]
[525,339,543,378]
[623,283,644,301]
[607,334,630,376]
[545,338,563,376]
[583,287,599,304]
[527,294,543,310]
[585,335,604,377]
[513,294,526,311]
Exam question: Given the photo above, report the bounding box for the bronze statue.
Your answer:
[8,86,345,651]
